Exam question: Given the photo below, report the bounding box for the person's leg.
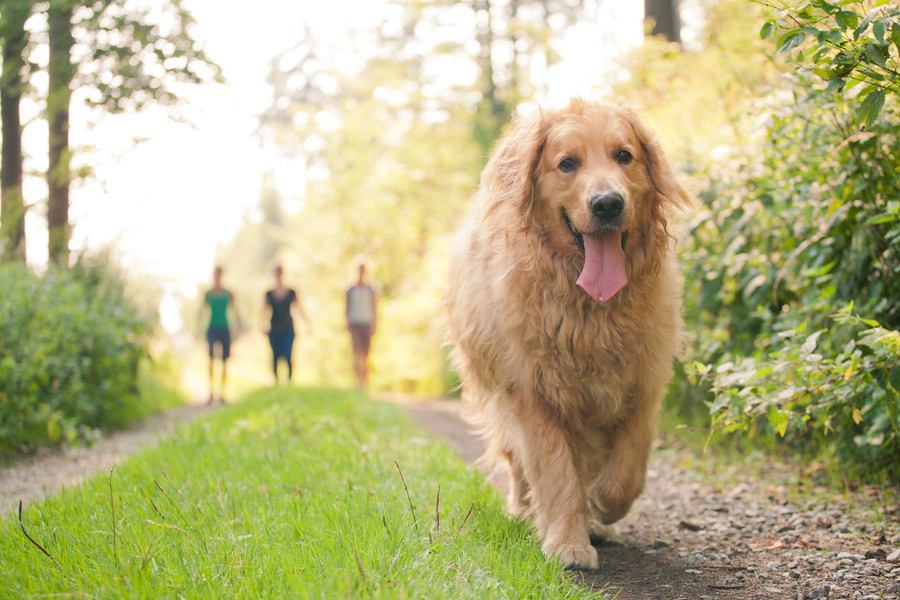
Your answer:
[285,331,295,383]
[220,359,228,402]
[206,329,216,404]
[351,350,363,388]
[349,326,361,387]
[360,326,372,388]
[207,358,215,404]
[220,330,231,403]
[269,332,279,384]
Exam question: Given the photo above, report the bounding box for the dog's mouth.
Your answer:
[561,209,629,303]
[561,209,628,253]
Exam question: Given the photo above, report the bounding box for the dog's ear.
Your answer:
[481,111,547,216]
[621,108,695,209]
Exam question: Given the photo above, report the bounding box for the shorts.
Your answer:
[348,323,373,355]
[268,329,295,359]
[207,327,231,360]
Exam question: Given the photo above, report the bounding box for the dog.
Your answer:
[446,99,693,569]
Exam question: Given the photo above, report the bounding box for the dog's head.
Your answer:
[482,100,693,302]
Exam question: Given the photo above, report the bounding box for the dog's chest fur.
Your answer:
[499,252,680,426]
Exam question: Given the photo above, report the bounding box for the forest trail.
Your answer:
[2,392,896,599]
[402,399,900,600]
[0,402,214,519]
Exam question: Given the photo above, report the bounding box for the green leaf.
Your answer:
[873,19,886,43]
[760,21,775,39]
[859,89,886,126]
[768,408,790,437]
[863,42,889,68]
[835,10,858,30]
[777,31,806,53]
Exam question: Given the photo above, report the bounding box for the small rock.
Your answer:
[837,552,861,562]
[806,584,830,599]
[887,548,900,563]
[652,539,670,549]
[679,520,703,531]
[864,548,886,560]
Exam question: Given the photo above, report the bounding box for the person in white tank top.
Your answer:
[345,262,377,389]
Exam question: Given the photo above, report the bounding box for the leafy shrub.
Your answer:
[680,2,899,480]
[0,257,163,454]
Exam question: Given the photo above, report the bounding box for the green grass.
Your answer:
[0,387,597,598]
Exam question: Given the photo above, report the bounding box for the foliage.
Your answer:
[0,0,31,262]
[0,387,596,598]
[616,0,778,168]
[676,1,900,480]
[760,0,899,125]
[41,0,222,264]
[72,0,223,113]
[704,308,899,478]
[0,257,173,455]
[237,18,489,393]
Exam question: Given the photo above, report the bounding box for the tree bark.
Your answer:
[645,0,680,44]
[1,0,31,262]
[473,0,508,154]
[47,0,74,266]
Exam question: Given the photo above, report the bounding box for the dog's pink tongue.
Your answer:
[577,231,627,302]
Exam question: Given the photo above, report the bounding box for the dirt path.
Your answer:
[403,399,900,600]
[0,403,214,519]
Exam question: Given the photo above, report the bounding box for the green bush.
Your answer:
[0,257,163,454]
[679,2,900,480]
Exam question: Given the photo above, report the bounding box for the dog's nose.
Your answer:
[590,191,624,222]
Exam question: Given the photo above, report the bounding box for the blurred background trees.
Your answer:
[0,0,897,481]
[0,0,218,452]
[0,0,30,261]
[227,0,898,479]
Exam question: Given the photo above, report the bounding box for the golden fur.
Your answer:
[446,100,693,569]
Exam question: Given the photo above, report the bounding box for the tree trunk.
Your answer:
[47,0,74,266]
[0,0,30,262]
[473,0,507,154]
[509,0,520,99]
[645,0,680,44]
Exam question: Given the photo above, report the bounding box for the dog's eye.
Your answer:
[614,149,633,165]
[558,157,579,173]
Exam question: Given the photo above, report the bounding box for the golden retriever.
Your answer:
[446,99,692,569]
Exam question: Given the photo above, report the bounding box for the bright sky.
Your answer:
[20,0,645,331]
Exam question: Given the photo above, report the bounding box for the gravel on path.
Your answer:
[402,398,900,600]
[0,403,214,519]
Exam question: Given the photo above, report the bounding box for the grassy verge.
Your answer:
[0,387,596,598]
[0,360,184,463]
[657,399,898,529]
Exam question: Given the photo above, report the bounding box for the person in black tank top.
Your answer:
[262,265,308,383]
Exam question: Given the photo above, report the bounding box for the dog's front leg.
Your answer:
[513,402,597,570]
[591,391,661,526]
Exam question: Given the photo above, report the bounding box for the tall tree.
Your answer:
[45,0,221,265]
[47,0,74,265]
[645,0,680,43]
[0,0,32,261]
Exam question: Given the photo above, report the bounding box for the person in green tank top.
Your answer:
[199,266,241,404]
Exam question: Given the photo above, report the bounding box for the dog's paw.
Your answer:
[543,541,599,570]
[506,496,530,520]
[589,522,623,546]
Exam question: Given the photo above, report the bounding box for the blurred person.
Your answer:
[345,261,377,389]
[262,265,309,384]
[199,266,241,404]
